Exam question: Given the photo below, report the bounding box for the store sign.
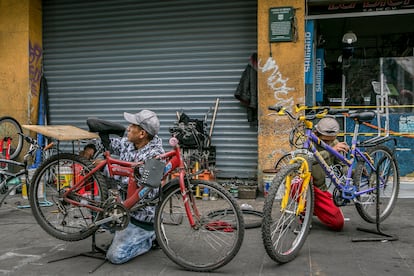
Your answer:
[305,20,314,84]
[308,0,414,15]
[315,48,324,103]
[269,7,294,42]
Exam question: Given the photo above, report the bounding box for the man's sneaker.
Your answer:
[152,239,161,250]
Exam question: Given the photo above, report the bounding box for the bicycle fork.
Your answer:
[180,171,200,229]
[282,157,311,215]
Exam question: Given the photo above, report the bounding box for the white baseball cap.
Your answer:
[124,109,160,136]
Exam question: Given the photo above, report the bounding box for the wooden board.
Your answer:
[22,125,99,141]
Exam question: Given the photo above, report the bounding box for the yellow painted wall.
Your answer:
[0,0,42,160]
[257,0,305,190]
[0,0,28,123]
[0,0,41,124]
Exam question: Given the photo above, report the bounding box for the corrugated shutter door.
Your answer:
[42,0,258,178]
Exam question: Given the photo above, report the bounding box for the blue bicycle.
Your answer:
[262,104,399,263]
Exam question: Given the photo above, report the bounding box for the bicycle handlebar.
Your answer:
[268,105,349,121]
[17,132,54,154]
[18,132,34,144]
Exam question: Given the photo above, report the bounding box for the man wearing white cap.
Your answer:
[106,109,165,264]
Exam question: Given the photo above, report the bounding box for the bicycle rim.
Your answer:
[29,153,108,241]
[0,116,23,160]
[155,180,244,272]
[262,163,314,264]
[354,146,399,223]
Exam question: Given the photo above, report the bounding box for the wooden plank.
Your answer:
[22,125,99,141]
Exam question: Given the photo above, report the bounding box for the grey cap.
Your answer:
[124,109,160,136]
[315,117,340,136]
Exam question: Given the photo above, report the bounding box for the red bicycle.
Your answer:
[28,118,244,272]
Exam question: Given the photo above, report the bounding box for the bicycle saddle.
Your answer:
[87,118,126,136]
[86,118,126,150]
[348,111,376,123]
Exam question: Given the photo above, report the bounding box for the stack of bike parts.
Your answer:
[204,98,219,175]
[169,98,219,178]
[221,178,258,199]
[237,179,258,199]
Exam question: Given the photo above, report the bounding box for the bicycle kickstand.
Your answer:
[352,176,398,242]
[48,232,108,274]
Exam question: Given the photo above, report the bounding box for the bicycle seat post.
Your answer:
[349,119,362,149]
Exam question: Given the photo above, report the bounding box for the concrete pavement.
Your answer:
[0,185,413,276]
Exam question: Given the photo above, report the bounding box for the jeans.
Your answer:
[106,222,155,264]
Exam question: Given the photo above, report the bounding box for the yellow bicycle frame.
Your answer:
[281,156,311,215]
[278,104,327,215]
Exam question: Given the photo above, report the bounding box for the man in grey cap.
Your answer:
[105,109,165,264]
[311,117,349,232]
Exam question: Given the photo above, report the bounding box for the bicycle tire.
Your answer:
[208,208,263,229]
[29,153,108,241]
[241,209,263,229]
[262,162,314,264]
[154,179,244,272]
[0,174,7,194]
[0,116,23,160]
[289,122,306,149]
[274,153,293,171]
[354,145,399,223]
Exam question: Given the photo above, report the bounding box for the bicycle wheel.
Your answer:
[274,153,293,171]
[0,116,23,160]
[354,145,399,223]
[208,208,263,229]
[154,179,244,272]
[241,209,263,229]
[29,153,108,241]
[262,162,314,264]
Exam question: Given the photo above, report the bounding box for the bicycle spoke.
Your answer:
[354,146,399,223]
[30,153,108,241]
[155,180,244,272]
[0,117,23,160]
[262,163,313,264]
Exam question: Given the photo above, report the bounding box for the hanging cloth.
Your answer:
[234,53,258,125]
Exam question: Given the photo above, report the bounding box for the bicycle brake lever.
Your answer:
[268,105,282,112]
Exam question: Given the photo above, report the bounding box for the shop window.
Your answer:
[342,57,414,113]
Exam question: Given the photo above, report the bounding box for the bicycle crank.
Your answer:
[101,202,130,231]
[333,188,350,206]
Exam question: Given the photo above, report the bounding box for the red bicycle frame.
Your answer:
[0,137,11,160]
[62,137,198,227]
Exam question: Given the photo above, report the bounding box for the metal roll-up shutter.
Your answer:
[42,0,257,178]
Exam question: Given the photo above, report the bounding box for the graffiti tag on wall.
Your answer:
[259,56,296,158]
[29,41,42,97]
[259,56,295,107]
[28,40,43,124]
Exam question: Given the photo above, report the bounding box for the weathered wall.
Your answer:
[0,0,41,125]
[257,0,305,190]
[29,0,43,125]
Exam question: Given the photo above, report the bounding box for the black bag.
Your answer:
[140,159,165,188]
[170,113,207,148]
